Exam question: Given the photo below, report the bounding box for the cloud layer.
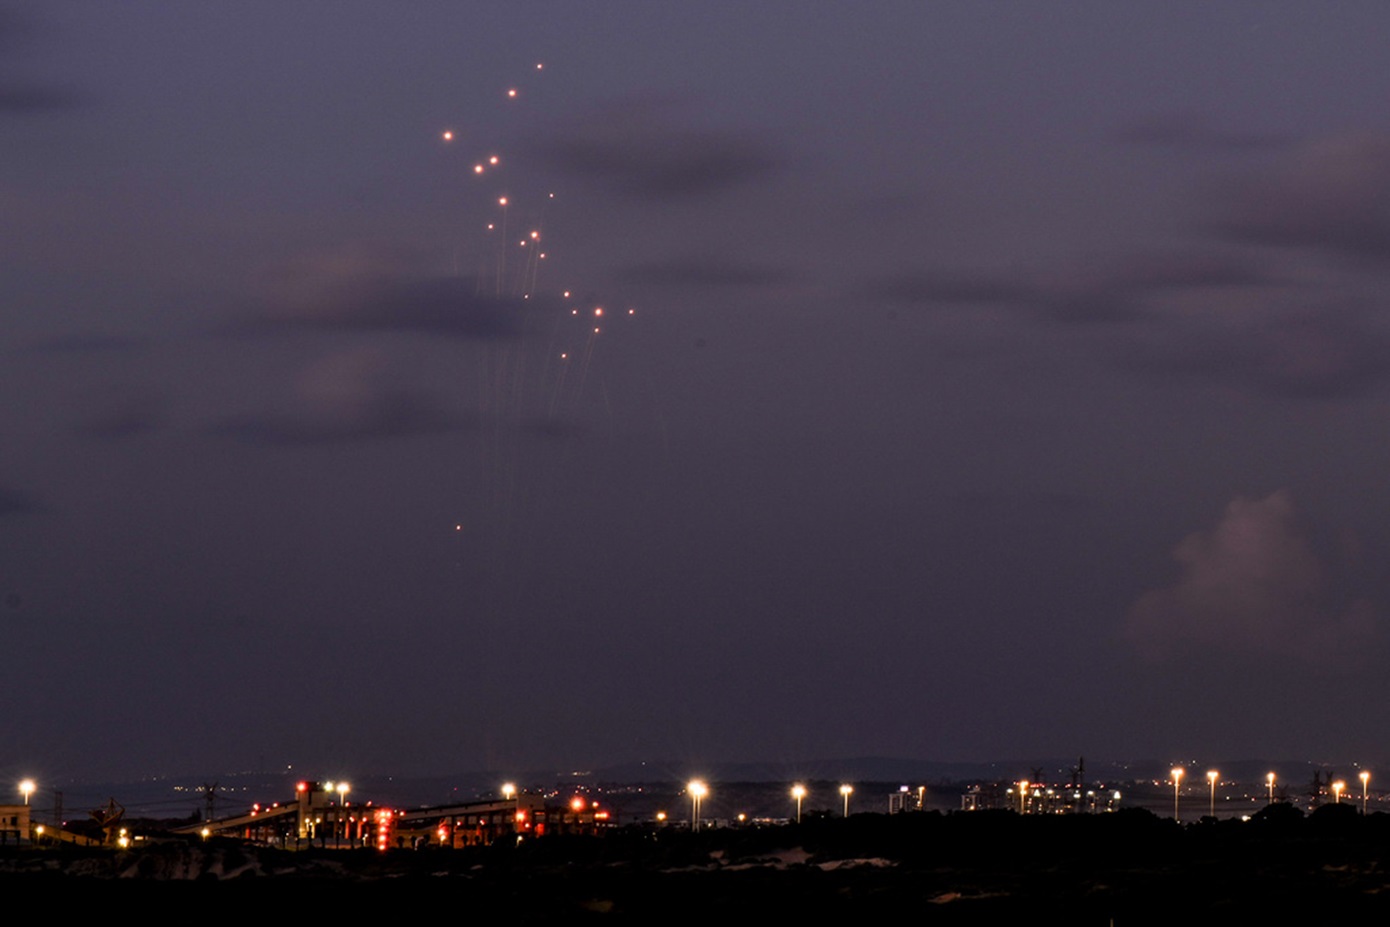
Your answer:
[527,102,782,200]
[1126,490,1377,665]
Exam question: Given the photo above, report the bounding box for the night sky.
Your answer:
[6,2,1390,782]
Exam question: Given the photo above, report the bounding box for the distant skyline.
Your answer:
[6,2,1390,781]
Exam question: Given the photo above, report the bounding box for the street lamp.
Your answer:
[337,783,350,848]
[1207,770,1219,819]
[791,784,807,823]
[1361,771,1371,814]
[1333,780,1345,804]
[688,780,707,832]
[1018,780,1029,815]
[18,779,34,806]
[840,784,853,818]
[1171,768,1184,822]
[1267,772,1276,804]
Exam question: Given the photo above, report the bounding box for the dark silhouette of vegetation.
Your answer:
[9,809,1390,923]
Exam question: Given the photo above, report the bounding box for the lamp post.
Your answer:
[1332,780,1345,804]
[1018,780,1029,815]
[18,779,34,806]
[688,780,706,832]
[1207,770,1219,818]
[1267,772,1276,804]
[337,783,350,847]
[791,784,807,823]
[1171,768,1184,822]
[1360,771,1371,814]
[840,784,853,818]
[502,782,517,833]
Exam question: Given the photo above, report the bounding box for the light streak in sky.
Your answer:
[434,60,639,541]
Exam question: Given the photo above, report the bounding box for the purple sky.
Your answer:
[6,1,1390,782]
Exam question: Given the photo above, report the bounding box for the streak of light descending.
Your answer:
[432,59,640,543]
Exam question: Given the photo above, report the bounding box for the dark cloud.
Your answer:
[218,399,455,446]
[867,251,1266,324]
[241,248,543,340]
[866,270,1035,306]
[214,349,460,446]
[1132,302,1390,400]
[526,102,783,199]
[25,333,145,355]
[0,486,35,516]
[1211,134,1390,262]
[0,7,79,114]
[1115,113,1291,153]
[0,83,76,113]
[613,257,788,289]
[77,392,163,441]
[1126,491,1377,666]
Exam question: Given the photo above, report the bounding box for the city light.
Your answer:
[1207,770,1219,818]
[791,783,807,823]
[840,784,854,818]
[1171,768,1184,822]
[1361,771,1371,814]
[18,779,34,806]
[1267,772,1276,804]
[688,780,707,832]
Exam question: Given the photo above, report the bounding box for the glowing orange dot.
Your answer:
[498,197,508,206]
[474,164,484,174]
[593,307,603,317]
[536,63,544,70]
[507,88,518,98]
[563,291,571,298]
[489,155,499,165]
[628,308,635,315]
[441,130,454,141]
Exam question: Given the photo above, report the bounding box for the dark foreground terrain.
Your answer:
[6,805,1390,925]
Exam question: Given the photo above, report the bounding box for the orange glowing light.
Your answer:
[441,130,453,141]
[507,88,518,98]
[474,164,485,174]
